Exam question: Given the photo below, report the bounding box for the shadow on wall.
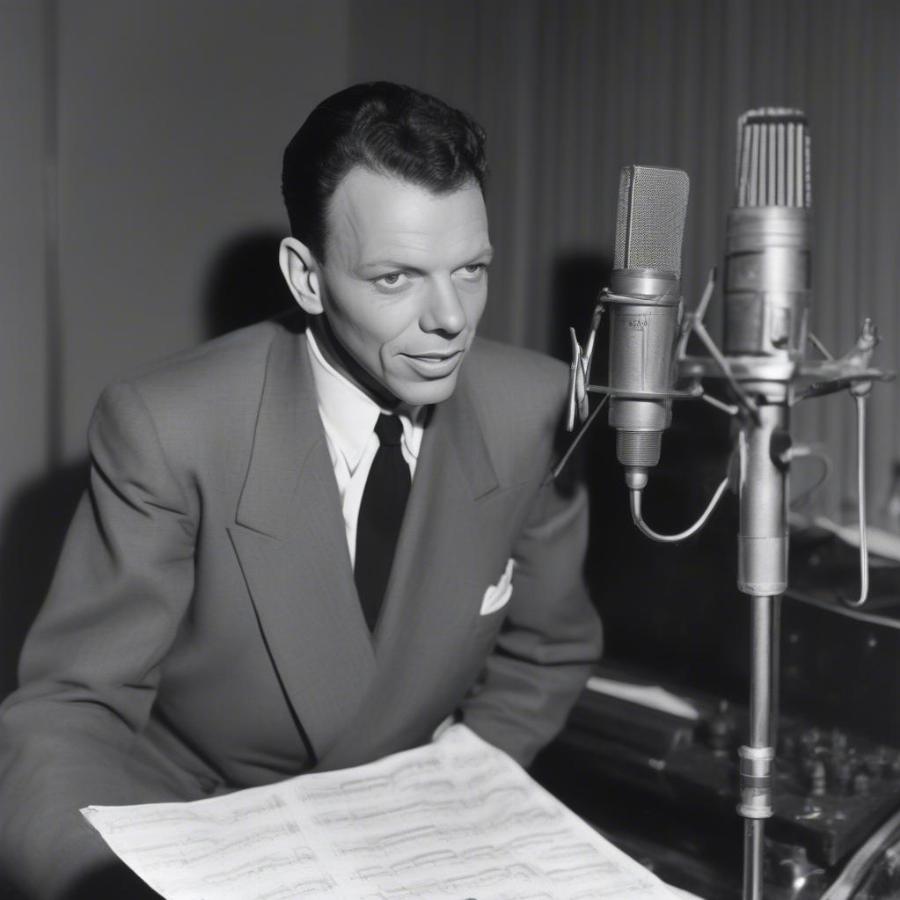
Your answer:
[0,462,89,700]
[0,230,294,703]
[202,230,294,338]
[547,253,611,369]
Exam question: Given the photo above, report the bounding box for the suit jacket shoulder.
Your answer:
[110,316,286,430]
[94,313,309,500]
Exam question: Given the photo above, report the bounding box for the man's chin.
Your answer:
[390,372,461,407]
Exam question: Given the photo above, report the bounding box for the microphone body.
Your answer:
[607,166,689,476]
[723,109,812,597]
[724,207,810,362]
[607,268,680,467]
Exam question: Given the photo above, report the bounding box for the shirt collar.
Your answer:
[305,327,423,472]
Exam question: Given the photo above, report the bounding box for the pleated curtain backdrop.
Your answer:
[351,0,900,520]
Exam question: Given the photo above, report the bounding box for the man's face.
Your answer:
[315,167,492,407]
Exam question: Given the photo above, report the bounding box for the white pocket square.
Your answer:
[480,558,515,615]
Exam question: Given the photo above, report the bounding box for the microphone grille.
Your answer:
[614,165,690,276]
[736,108,811,208]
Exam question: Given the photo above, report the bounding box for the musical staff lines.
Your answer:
[82,726,679,899]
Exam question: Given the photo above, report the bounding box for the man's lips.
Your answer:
[407,350,464,361]
[401,349,466,377]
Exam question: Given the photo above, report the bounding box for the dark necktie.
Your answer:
[354,414,411,631]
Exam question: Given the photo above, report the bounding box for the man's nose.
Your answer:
[421,277,466,335]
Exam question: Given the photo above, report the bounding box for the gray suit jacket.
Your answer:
[0,313,602,898]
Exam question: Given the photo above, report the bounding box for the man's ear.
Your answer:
[279,237,324,315]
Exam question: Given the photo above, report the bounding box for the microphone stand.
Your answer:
[562,269,893,900]
[734,380,789,900]
[723,326,890,899]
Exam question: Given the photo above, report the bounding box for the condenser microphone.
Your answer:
[724,108,812,365]
[723,109,812,599]
[607,165,689,482]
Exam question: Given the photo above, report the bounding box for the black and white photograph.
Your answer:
[1,2,899,898]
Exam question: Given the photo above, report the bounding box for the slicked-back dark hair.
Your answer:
[281,82,488,262]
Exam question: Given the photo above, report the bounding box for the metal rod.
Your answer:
[749,595,773,746]
[734,395,787,898]
[548,394,609,483]
[700,392,740,416]
[586,384,702,400]
[807,330,835,361]
[743,819,765,900]
[770,595,781,750]
[675,267,717,361]
[583,302,604,384]
[742,593,776,900]
[691,320,761,424]
[844,394,870,606]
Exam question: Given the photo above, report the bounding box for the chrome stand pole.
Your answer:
[737,399,789,900]
[741,593,777,900]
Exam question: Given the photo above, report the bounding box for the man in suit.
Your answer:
[0,82,602,899]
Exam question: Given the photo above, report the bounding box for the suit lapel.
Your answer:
[228,324,375,761]
[374,373,500,652]
[315,372,506,770]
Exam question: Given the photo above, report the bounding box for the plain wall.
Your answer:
[1,3,50,508]
[0,0,351,698]
[57,0,350,458]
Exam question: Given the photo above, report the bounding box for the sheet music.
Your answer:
[82,725,680,899]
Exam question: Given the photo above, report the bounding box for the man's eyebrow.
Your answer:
[357,260,425,276]
[357,247,494,274]
[359,259,417,270]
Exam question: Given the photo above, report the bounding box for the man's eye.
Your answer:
[459,264,487,278]
[374,272,408,289]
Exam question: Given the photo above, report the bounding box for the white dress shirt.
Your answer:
[305,328,424,567]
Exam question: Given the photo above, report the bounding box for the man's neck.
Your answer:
[309,316,401,411]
